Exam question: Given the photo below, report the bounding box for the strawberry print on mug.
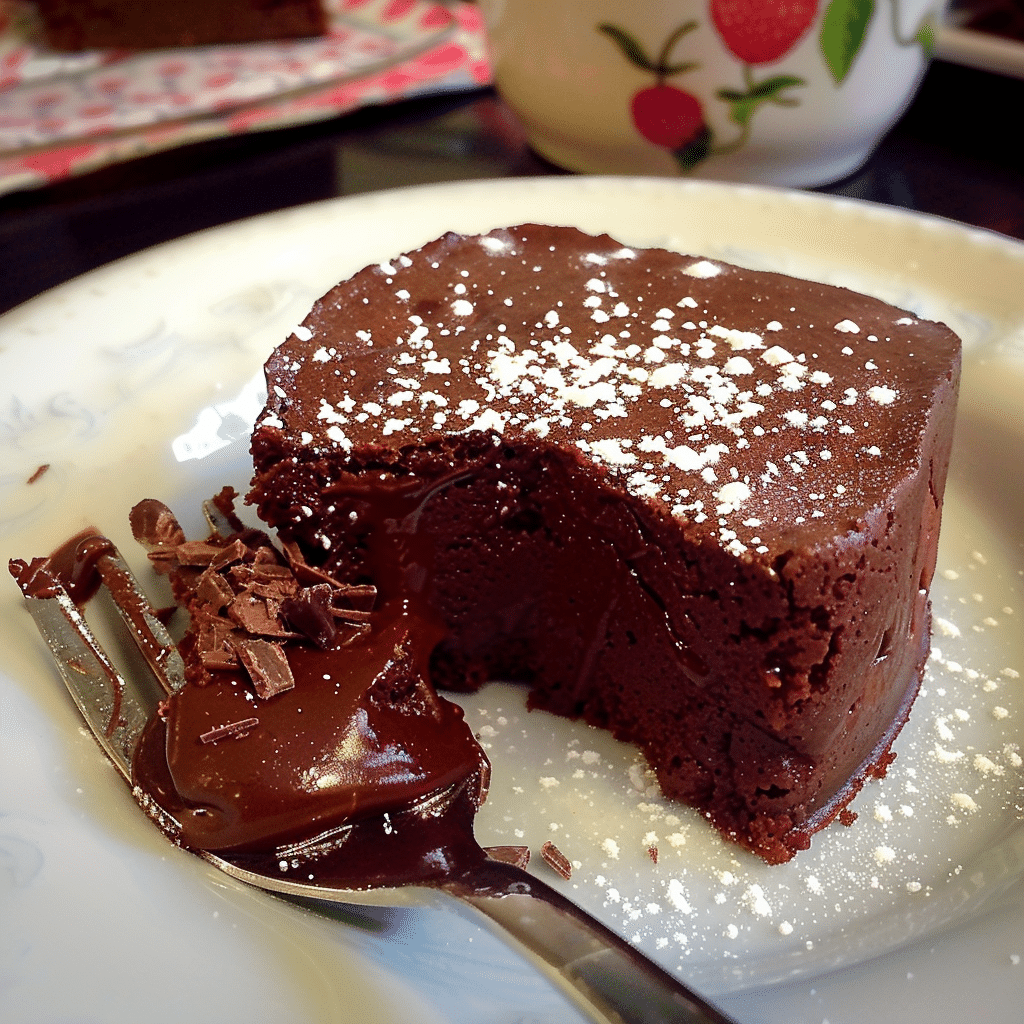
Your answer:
[600,0,935,175]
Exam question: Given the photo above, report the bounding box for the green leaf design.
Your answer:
[716,75,806,128]
[661,60,701,75]
[727,97,758,129]
[598,24,658,73]
[747,75,806,100]
[916,19,935,58]
[820,0,876,84]
[655,20,699,71]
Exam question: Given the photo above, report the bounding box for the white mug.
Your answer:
[477,0,946,186]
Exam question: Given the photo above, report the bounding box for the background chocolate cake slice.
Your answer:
[248,224,961,864]
[34,0,327,51]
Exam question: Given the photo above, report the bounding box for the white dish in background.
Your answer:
[935,21,1024,78]
[1,177,1023,1024]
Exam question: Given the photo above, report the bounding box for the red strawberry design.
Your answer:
[710,0,819,65]
[631,84,704,149]
[599,22,712,170]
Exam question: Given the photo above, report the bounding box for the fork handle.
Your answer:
[446,859,735,1024]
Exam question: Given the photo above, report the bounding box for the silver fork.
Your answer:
[12,540,737,1024]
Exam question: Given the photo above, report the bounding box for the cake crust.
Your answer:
[249,224,961,862]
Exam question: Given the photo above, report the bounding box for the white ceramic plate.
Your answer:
[1,177,1023,1024]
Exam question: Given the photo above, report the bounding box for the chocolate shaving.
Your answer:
[335,583,378,612]
[331,603,373,624]
[196,617,242,671]
[227,589,298,638]
[200,717,259,744]
[134,492,381,694]
[648,846,659,864]
[209,537,250,571]
[174,539,235,567]
[233,637,295,699]
[130,499,187,573]
[199,646,239,672]
[540,841,572,880]
[280,583,337,649]
[252,562,296,581]
[27,464,49,484]
[250,545,284,568]
[249,576,300,602]
[483,845,531,869]
[195,567,236,612]
[280,538,366,592]
[130,498,187,551]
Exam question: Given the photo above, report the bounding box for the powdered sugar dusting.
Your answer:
[278,227,933,560]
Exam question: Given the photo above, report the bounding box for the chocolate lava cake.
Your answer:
[248,224,961,864]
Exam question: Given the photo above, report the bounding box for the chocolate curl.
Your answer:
[130,499,187,573]
[540,841,572,880]
[233,637,295,699]
[251,546,285,569]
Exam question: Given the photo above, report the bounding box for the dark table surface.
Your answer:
[0,56,1021,317]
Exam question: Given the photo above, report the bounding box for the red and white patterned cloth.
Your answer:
[0,0,491,195]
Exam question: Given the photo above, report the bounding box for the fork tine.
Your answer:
[18,577,149,783]
[92,545,186,695]
[11,540,184,782]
